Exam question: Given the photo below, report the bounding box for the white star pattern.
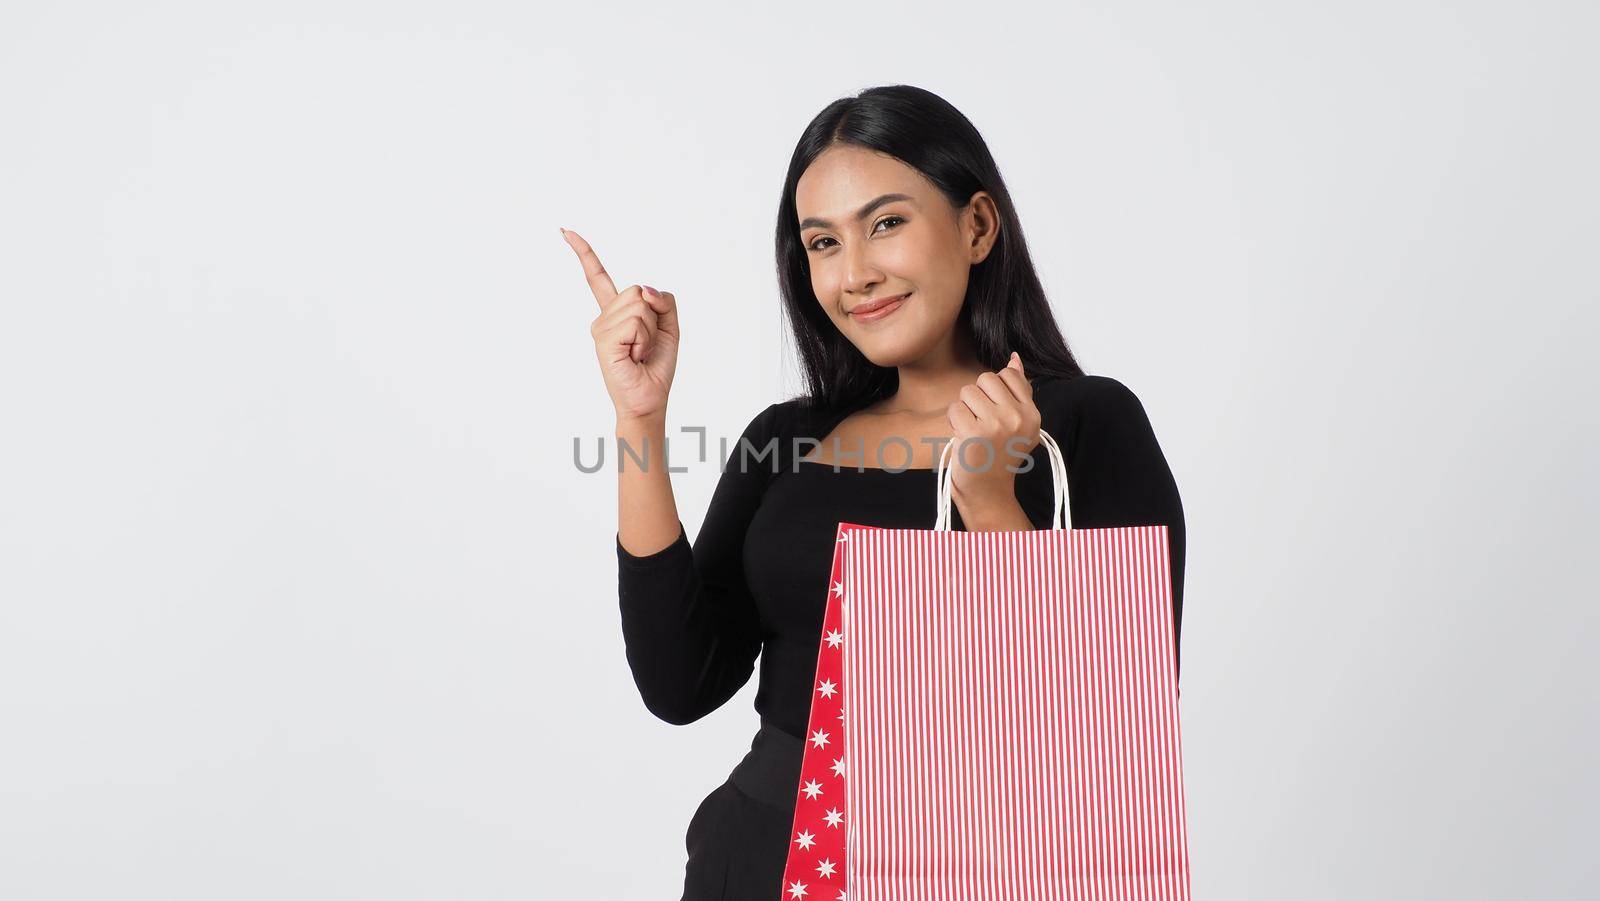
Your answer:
[783,526,851,897]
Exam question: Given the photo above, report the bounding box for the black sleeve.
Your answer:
[614,403,782,725]
[1043,376,1187,679]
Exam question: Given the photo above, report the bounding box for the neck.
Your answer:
[882,329,988,416]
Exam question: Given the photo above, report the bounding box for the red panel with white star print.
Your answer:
[778,521,876,900]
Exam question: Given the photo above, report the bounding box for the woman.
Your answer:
[565,84,1186,900]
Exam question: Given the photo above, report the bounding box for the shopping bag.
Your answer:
[779,428,1192,900]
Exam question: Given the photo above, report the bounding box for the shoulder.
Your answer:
[710,396,857,479]
[726,397,802,435]
[723,398,812,466]
[1028,374,1167,458]
[729,396,852,470]
[1033,374,1146,423]
[740,397,807,439]
[763,396,836,441]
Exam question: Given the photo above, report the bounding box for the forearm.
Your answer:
[616,414,684,556]
[614,407,771,726]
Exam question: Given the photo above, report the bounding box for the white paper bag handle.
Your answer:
[934,428,1071,531]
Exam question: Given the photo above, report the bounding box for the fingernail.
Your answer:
[644,285,659,297]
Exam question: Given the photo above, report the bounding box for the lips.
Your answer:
[849,292,910,322]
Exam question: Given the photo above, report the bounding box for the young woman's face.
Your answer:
[795,145,998,367]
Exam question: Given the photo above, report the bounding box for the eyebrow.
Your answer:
[798,193,916,231]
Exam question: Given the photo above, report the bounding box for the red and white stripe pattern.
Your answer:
[781,521,1191,901]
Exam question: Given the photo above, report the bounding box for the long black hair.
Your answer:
[774,84,1085,417]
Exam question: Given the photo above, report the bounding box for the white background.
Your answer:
[1,2,1595,898]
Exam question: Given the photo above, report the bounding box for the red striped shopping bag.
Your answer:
[779,428,1192,900]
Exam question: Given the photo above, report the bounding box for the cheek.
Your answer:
[911,294,960,339]
[810,266,837,300]
[807,274,831,310]
[876,240,926,274]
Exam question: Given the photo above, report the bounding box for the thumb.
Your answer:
[1007,351,1024,375]
[643,286,679,337]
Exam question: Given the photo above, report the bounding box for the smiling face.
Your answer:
[795,144,999,367]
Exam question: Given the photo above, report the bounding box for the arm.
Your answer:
[615,403,781,725]
[1047,376,1188,677]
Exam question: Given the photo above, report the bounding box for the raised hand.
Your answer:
[945,352,1042,502]
[562,227,680,423]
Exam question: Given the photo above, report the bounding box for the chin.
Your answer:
[856,333,933,367]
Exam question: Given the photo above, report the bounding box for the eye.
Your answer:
[805,215,906,253]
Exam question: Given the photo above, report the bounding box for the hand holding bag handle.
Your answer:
[933,428,1071,532]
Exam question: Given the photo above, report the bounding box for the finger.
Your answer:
[594,289,654,332]
[560,228,620,309]
[957,384,998,426]
[946,401,978,431]
[1004,352,1032,398]
[946,403,979,455]
[625,314,656,364]
[643,286,679,339]
[630,316,652,363]
[966,371,1017,412]
[997,365,1033,411]
[601,313,655,365]
[597,318,636,366]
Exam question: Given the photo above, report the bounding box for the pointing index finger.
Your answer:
[560,228,620,308]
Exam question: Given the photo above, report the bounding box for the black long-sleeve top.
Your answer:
[615,374,1186,739]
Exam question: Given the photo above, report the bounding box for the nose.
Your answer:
[840,241,883,300]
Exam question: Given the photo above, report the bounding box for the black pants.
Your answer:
[680,722,805,900]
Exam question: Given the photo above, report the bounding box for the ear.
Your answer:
[966,191,1001,264]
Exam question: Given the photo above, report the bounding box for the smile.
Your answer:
[849,292,910,323]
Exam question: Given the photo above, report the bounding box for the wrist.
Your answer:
[953,477,1032,532]
[615,412,667,434]
[951,470,1015,506]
